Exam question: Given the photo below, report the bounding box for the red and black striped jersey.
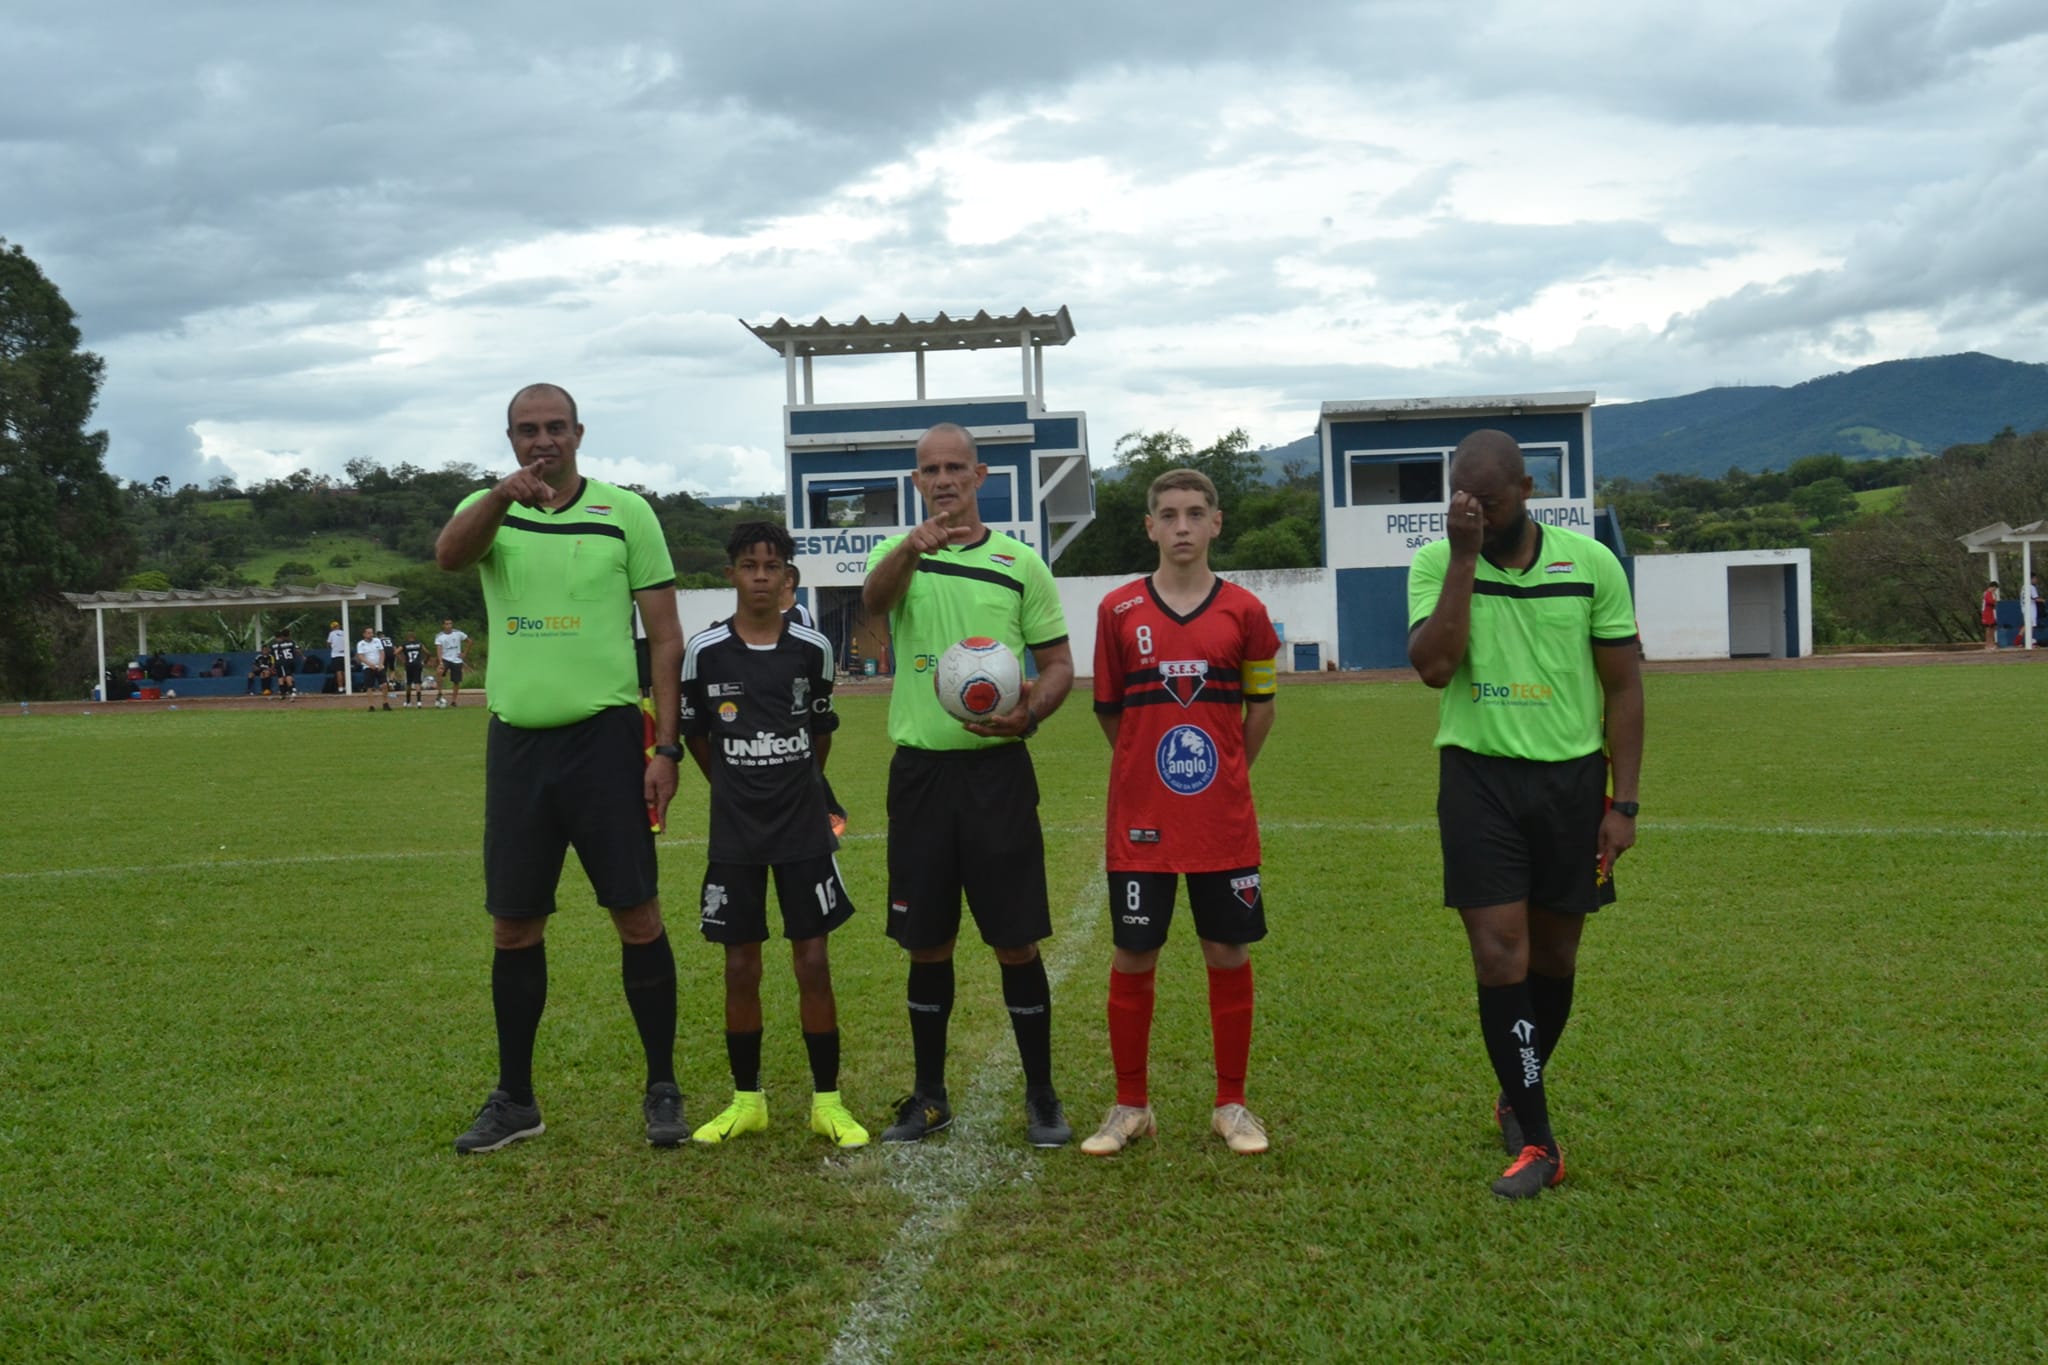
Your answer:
[1093,576,1279,873]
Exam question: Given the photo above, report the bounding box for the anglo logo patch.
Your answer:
[588,505,613,516]
[989,553,1016,568]
[1155,724,1217,795]
[1544,560,1576,575]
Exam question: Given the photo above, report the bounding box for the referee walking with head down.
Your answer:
[435,381,689,1154]
[1407,429,1644,1199]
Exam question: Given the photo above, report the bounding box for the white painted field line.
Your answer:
[6,818,2040,885]
[823,867,1105,1365]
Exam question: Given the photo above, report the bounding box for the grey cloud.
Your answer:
[1828,0,2048,102]
[1336,220,1720,318]
[1674,143,2048,344]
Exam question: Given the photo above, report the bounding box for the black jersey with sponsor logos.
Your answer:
[680,619,839,864]
[271,638,299,670]
[401,641,426,671]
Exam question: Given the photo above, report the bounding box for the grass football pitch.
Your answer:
[2,665,2044,1361]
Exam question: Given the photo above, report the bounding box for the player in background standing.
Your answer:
[1083,469,1279,1157]
[327,620,349,685]
[680,522,867,1149]
[435,618,470,706]
[378,628,399,700]
[357,627,389,710]
[434,381,686,1155]
[1406,429,1644,1199]
[271,630,300,702]
[399,631,429,708]
[861,422,1076,1147]
[780,562,848,838]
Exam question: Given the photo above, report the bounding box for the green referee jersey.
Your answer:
[1406,522,1637,761]
[866,528,1067,751]
[456,476,677,729]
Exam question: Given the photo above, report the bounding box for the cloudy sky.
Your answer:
[7,0,2046,496]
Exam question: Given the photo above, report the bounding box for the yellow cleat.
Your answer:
[809,1091,870,1148]
[691,1090,768,1145]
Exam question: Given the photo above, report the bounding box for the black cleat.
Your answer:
[454,1089,544,1155]
[643,1081,687,1147]
[881,1091,953,1143]
[1024,1086,1071,1148]
[1492,1144,1565,1200]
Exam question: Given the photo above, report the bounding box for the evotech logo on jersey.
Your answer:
[911,652,939,674]
[1469,680,1553,706]
[504,614,582,636]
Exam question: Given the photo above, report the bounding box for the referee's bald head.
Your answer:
[1449,429,1524,487]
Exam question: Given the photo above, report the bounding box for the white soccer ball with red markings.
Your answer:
[934,637,1021,723]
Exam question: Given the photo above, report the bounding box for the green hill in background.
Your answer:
[1253,352,2048,485]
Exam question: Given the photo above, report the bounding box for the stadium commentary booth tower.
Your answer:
[1319,391,1629,669]
[742,307,1095,671]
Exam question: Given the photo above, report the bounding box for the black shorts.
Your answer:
[275,669,295,690]
[484,706,658,918]
[1437,746,1614,913]
[363,666,385,689]
[444,662,464,685]
[404,664,423,685]
[1107,868,1267,953]
[885,743,1051,951]
[699,854,854,945]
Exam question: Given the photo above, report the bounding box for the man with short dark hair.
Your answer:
[1407,429,1644,1199]
[356,627,388,710]
[435,382,687,1154]
[861,422,1076,1147]
[681,522,866,1148]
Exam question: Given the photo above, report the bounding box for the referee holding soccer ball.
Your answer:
[861,422,1076,1147]
[1407,428,1644,1200]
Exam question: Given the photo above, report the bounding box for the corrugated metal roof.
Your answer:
[743,306,1075,356]
[64,582,403,611]
[1321,392,1597,419]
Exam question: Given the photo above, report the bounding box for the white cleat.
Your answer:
[1211,1102,1269,1155]
[1080,1103,1157,1156]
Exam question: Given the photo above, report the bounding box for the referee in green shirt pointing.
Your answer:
[1408,428,1644,1199]
[435,382,689,1154]
[862,422,1076,1147]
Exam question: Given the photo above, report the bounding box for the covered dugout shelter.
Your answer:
[1959,521,2048,648]
[64,582,403,698]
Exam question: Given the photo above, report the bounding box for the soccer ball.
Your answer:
[163,689,177,699]
[934,637,1021,723]
[435,697,450,709]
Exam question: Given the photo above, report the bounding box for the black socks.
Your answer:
[906,958,955,1100]
[492,942,547,1105]
[1001,956,1054,1091]
[620,933,677,1089]
[1478,980,1554,1152]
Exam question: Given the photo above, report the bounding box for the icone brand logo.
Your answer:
[1469,680,1553,706]
[1155,724,1218,795]
[1111,594,1145,616]
[504,614,582,636]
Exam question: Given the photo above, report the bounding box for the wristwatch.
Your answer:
[652,743,683,761]
[1019,712,1040,740]
[1610,800,1639,818]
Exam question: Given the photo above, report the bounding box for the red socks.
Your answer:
[1106,967,1156,1107]
[1207,961,1254,1107]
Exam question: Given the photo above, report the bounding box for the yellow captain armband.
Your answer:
[1243,658,1278,697]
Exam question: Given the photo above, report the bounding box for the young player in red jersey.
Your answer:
[1084,468,1280,1156]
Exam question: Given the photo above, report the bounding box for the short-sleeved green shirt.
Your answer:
[1406,523,1637,761]
[457,476,676,730]
[866,528,1068,751]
